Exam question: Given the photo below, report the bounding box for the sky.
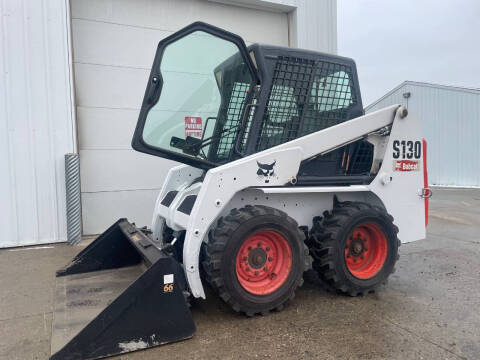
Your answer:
[337,0,480,106]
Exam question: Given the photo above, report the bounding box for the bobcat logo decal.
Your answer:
[256,160,276,183]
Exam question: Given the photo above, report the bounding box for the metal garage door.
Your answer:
[71,0,289,234]
[0,0,76,247]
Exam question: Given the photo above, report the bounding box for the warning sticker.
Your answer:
[393,160,420,172]
[163,274,174,293]
[164,274,174,284]
[185,116,202,138]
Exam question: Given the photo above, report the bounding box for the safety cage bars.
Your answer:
[210,53,373,179]
[255,56,359,151]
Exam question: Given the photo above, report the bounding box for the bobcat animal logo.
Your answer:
[256,160,276,183]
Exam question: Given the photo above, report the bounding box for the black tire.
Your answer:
[309,201,400,296]
[203,205,312,316]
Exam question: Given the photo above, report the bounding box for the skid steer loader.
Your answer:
[50,22,431,359]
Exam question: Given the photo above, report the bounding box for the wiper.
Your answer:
[170,124,240,157]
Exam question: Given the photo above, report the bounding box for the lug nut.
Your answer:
[264,267,268,271]
[254,271,259,276]
[257,242,262,247]
[360,255,364,260]
[246,267,250,272]
[266,247,270,251]
[243,256,247,261]
[248,246,252,251]
[353,258,357,263]
[268,257,273,262]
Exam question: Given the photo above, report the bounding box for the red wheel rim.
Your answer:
[345,222,388,279]
[235,230,292,295]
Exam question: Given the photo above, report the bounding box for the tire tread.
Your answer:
[309,201,399,296]
[203,205,312,316]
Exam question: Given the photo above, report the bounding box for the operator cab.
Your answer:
[133,22,374,185]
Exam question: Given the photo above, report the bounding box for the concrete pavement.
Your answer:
[0,188,479,360]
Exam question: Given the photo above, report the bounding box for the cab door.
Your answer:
[131,22,259,169]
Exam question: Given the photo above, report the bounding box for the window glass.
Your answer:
[256,85,299,150]
[214,81,251,160]
[142,31,253,163]
[311,70,353,111]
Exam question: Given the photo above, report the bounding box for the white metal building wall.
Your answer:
[210,0,338,53]
[0,0,76,247]
[366,81,480,187]
[72,0,289,234]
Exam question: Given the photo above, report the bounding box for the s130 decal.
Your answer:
[393,140,421,159]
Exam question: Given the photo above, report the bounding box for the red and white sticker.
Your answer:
[393,160,420,172]
[185,116,202,138]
